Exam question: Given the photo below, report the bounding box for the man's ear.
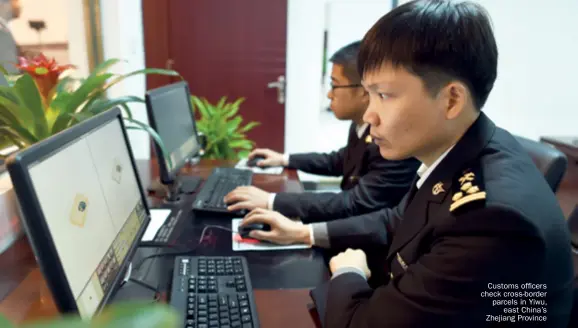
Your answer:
[443,82,468,120]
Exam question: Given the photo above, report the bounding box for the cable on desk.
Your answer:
[134,225,236,271]
[128,277,160,294]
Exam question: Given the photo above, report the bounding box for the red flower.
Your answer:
[16,53,75,104]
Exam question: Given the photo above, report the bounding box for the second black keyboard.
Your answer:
[192,168,252,215]
[169,256,259,328]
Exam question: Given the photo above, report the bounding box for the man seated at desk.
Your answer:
[238,0,575,326]
[225,41,419,222]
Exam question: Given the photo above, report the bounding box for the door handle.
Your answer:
[267,75,285,104]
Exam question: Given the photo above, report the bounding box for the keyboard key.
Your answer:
[241,307,250,315]
[198,295,207,304]
[239,300,249,307]
[243,324,252,328]
[198,325,208,328]
[231,320,241,328]
[198,317,208,324]
[237,284,246,292]
[238,294,248,301]
[209,307,218,314]
[219,295,228,306]
[198,304,208,311]
[231,314,240,321]
[187,310,195,317]
[231,308,240,315]
[186,319,195,325]
[241,315,251,323]
[208,294,217,301]
[198,310,207,317]
[229,299,238,308]
[221,318,231,325]
[209,320,219,327]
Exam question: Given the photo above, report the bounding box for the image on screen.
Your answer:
[27,118,146,319]
[149,85,200,170]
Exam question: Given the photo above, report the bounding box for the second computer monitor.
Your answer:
[145,81,202,186]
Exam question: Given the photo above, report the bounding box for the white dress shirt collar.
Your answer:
[416,145,455,189]
[356,123,369,139]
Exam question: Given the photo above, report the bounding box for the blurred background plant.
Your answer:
[0,301,179,328]
[190,95,259,160]
[0,53,178,166]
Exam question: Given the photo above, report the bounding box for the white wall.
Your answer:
[285,0,393,157]
[397,0,578,140]
[100,0,149,160]
[67,0,90,78]
[284,0,326,155]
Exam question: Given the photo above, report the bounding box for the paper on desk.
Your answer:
[235,158,284,175]
[231,218,310,251]
[141,209,171,241]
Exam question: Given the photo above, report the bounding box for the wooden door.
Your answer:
[142,0,288,152]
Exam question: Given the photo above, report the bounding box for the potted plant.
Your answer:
[190,95,260,160]
[0,54,177,254]
[0,302,179,327]
[0,54,178,163]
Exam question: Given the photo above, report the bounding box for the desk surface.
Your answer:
[0,159,325,327]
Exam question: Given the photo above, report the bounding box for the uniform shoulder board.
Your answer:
[450,168,486,212]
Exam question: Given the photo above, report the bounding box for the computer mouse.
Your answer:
[246,155,266,167]
[238,223,271,238]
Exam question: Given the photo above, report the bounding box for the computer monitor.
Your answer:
[7,107,150,319]
[145,81,202,199]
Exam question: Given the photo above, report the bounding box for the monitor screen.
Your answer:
[146,82,200,182]
[9,110,148,319]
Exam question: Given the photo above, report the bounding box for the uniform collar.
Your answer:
[416,145,454,189]
[387,112,496,257]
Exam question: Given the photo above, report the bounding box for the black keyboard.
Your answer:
[192,168,252,215]
[170,256,259,328]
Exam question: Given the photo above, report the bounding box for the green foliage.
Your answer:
[0,302,179,328]
[0,58,179,168]
[191,95,260,160]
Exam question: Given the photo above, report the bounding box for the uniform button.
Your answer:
[389,272,394,279]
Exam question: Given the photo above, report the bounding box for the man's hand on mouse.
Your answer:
[248,148,288,167]
[240,208,310,245]
[224,186,270,211]
[329,248,372,279]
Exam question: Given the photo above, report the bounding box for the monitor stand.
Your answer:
[162,175,203,205]
[112,262,158,304]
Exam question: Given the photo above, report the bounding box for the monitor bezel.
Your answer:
[6,107,152,317]
[145,81,202,184]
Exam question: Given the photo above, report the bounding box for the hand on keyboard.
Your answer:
[240,208,311,245]
[224,186,270,212]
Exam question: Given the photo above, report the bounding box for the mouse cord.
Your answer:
[134,225,236,270]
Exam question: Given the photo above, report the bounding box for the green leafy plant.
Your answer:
[190,95,260,160]
[0,302,179,327]
[0,54,178,167]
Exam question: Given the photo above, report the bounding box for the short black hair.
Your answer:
[329,41,362,83]
[358,0,498,110]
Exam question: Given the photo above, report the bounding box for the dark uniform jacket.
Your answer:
[274,122,420,222]
[310,113,574,327]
